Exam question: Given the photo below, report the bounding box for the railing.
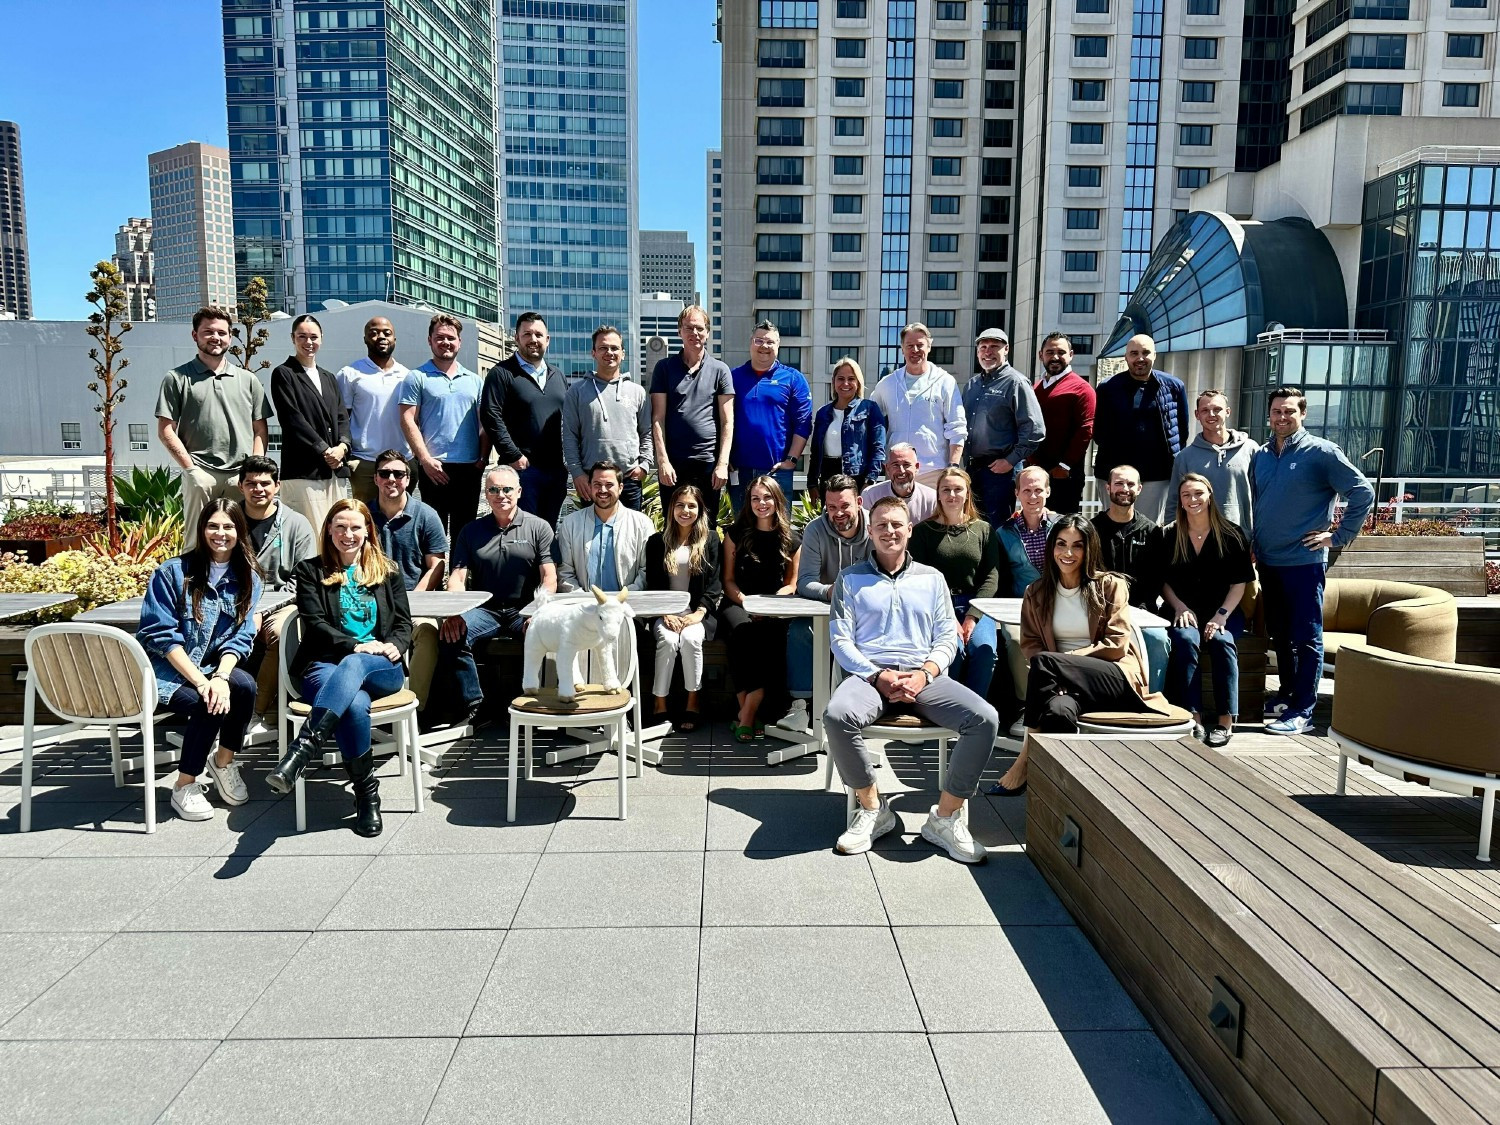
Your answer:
[1377,146,1500,176]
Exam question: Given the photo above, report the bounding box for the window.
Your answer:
[758,309,803,336]
[930,196,961,214]
[757,233,804,261]
[927,272,958,291]
[778,347,804,368]
[829,271,861,290]
[1345,82,1404,114]
[981,157,1011,186]
[1181,81,1216,103]
[835,77,866,97]
[757,195,805,223]
[927,310,958,328]
[1444,82,1481,107]
[832,155,864,175]
[759,78,806,106]
[931,156,962,176]
[986,41,1017,69]
[830,232,863,252]
[1070,335,1096,354]
[980,196,1012,224]
[757,155,805,184]
[829,346,860,364]
[1184,36,1218,58]
[758,117,806,146]
[1349,33,1406,68]
[760,1,819,26]
[1075,0,1108,10]
[1070,123,1105,144]
[1067,165,1102,187]
[1451,0,1486,7]
[985,119,1015,146]
[977,274,1007,300]
[979,232,1009,261]
[933,79,965,98]
[61,423,81,450]
[1179,124,1214,145]
[1066,208,1101,229]
[756,272,804,299]
[1074,36,1108,57]
[1072,79,1107,101]
[1448,33,1484,58]
[935,1,967,18]
[984,80,1015,109]
[935,40,965,59]
[266,425,282,453]
[832,194,863,213]
[1061,293,1097,314]
[1177,167,1211,189]
[833,116,865,136]
[836,0,866,15]
[1064,251,1099,271]
[758,39,807,67]
[830,310,861,328]
[834,37,866,57]
[1185,0,1219,12]
[929,347,957,366]
[128,423,148,451]
[930,233,960,253]
[932,118,964,137]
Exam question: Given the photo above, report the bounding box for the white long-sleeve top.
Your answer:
[869,365,968,472]
[829,556,958,679]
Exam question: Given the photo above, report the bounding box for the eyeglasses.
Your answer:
[376,469,408,480]
[486,486,518,496]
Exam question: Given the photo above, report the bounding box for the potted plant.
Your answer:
[0,500,106,564]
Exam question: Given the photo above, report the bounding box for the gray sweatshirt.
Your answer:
[249,503,318,592]
[561,374,653,480]
[796,509,873,601]
[1168,428,1260,537]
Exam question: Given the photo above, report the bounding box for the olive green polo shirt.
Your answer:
[155,357,273,471]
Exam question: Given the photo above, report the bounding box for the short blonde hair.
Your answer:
[830,356,865,398]
[1017,465,1051,491]
[678,305,709,329]
[900,322,932,343]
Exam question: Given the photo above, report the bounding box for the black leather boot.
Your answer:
[266,710,339,795]
[346,751,382,837]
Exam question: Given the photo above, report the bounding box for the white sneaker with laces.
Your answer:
[782,699,811,734]
[921,805,987,864]
[835,799,897,855]
[171,780,214,822]
[1264,714,1312,736]
[205,757,248,805]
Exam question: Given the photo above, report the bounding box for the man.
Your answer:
[369,449,449,715]
[1092,334,1190,523]
[860,444,937,523]
[236,455,318,718]
[480,311,568,527]
[1169,389,1259,536]
[553,461,655,593]
[999,466,1056,594]
[336,316,410,508]
[563,325,653,511]
[651,305,734,519]
[1030,332,1096,516]
[400,313,487,542]
[824,495,999,862]
[155,306,272,548]
[433,465,557,724]
[961,327,1045,528]
[869,322,967,485]
[1252,387,1374,736]
[1091,464,1161,610]
[728,320,812,513]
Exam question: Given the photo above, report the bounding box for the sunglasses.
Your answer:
[376,469,408,480]
[486,486,518,496]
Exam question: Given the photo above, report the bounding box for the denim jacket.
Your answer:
[807,397,887,486]
[136,556,262,705]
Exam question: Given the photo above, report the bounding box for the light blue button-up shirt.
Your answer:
[586,512,621,591]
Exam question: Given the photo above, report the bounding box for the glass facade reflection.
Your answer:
[876,1,916,375]
[1239,338,1394,463]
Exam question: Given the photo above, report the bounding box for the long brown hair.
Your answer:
[663,484,711,576]
[729,474,794,571]
[318,498,398,587]
[1169,472,1234,564]
[1029,514,1108,624]
[182,499,257,625]
[928,466,980,526]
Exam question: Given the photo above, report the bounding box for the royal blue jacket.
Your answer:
[728,360,813,473]
[807,397,887,486]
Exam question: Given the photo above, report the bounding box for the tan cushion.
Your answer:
[510,684,631,715]
[871,711,944,731]
[1322,631,1364,661]
[289,688,417,716]
[1080,706,1194,728]
[1323,579,1458,662]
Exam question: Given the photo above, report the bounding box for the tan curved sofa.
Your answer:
[1323,579,1457,665]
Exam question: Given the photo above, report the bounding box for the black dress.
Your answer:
[719,527,800,696]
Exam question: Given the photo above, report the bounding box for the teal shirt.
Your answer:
[339,566,378,642]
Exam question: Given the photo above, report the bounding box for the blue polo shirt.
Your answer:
[372,494,449,591]
[400,361,483,463]
[729,360,813,473]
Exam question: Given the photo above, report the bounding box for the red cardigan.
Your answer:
[1031,371,1096,472]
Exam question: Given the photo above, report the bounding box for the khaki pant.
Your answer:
[349,456,414,510]
[253,603,298,716]
[279,477,348,538]
[406,618,440,711]
[180,465,242,550]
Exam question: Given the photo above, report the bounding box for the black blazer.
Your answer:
[271,356,352,481]
[644,531,723,617]
[480,353,568,473]
[290,556,412,678]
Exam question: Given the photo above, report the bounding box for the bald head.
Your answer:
[364,317,396,363]
[1125,334,1156,380]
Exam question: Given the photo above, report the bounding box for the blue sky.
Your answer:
[0,0,722,320]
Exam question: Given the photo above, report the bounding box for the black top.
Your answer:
[1160,522,1254,623]
[644,530,724,615]
[728,528,800,596]
[649,353,735,466]
[1091,511,1162,609]
[452,510,554,613]
[479,354,568,472]
[290,556,412,677]
[270,357,351,481]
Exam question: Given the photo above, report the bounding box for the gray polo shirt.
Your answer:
[155,357,273,472]
[453,509,555,613]
[372,494,449,591]
[649,352,734,466]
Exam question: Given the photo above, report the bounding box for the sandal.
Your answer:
[677,709,700,733]
[753,721,766,741]
[733,723,755,744]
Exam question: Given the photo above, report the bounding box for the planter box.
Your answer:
[0,535,85,564]
[0,626,62,726]
[1326,535,1487,596]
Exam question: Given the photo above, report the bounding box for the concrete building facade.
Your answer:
[0,121,34,320]
[113,218,156,323]
[640,229,697,304]
[707,148,725,354]
[148,142,237,321]
[638,292,686,380]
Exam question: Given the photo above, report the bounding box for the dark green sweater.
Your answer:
[909,519,1006,620]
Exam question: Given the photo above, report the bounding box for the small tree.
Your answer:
[228,275,273,371]
[84,260,131,553]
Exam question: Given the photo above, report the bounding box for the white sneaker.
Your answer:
[205,756,248,806]
[1007,718,1027,740]
[921,805,987,864]
[782,699,811,734]
[171,780,214,822]
[1264,714,1313,736]
[835,798,897,855]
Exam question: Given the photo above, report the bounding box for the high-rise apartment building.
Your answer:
[148,142,237,321]
[707,149,725,354]
[498,0,639,381]
[113,218,156,323]
[640,229,696,304]
[0,121,34,320]
[638,292,686,379]
[222,1,499,321]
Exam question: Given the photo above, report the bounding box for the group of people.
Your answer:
[135,303,1375,864]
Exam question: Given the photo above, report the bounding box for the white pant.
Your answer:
[652,618,706,696]
[279,477,349,539]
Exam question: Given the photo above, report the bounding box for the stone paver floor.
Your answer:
[0,721,1214,1124]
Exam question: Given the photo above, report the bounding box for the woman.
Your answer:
[137,500,262,822]
[998,465,1056,595]
[910,468,1012,701]
[991,515,1172,796]
[718,475,800,743]
[265,498,412,837]
[270,313,352,535]
[807,357,886,496]
[1160,473,1253,747]
[644,485,723,732]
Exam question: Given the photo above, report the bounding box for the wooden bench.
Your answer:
[1026,733,1500,1124]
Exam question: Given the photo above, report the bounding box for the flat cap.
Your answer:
[975,327,1009,344]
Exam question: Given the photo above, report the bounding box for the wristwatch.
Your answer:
[918,666,935,686]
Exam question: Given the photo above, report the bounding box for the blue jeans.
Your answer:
[788,617,813,697]
[619,475,644,512]
[729,468,794,516]
[967,458,1017,529]
[1167,612,1243,719]
[952,614,999,699]
[164,667,257,776]
[300,653,406,761]
[440,607,525,711]
[1261,563,1326,721]
[518,465,566,528]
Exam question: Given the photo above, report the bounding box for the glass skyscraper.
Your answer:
[223,1,499,321]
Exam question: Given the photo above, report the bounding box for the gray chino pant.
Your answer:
[824,672,1000,799]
